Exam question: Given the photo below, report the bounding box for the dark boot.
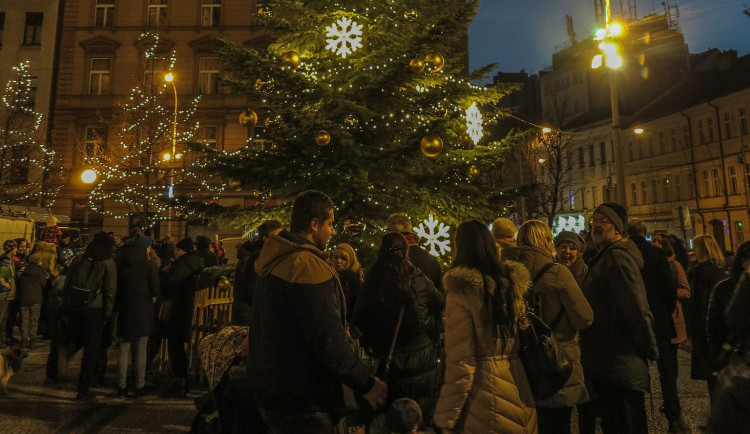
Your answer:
[160,378,186,398]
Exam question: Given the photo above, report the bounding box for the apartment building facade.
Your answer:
[50,0,267,236]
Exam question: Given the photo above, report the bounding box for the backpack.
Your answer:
[518,262,573,401]
[61,255,106,311]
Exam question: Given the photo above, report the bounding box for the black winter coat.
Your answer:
[232,238,263,326]
[17,263,47,306]
[248,231,373,414]
[630,236,677,342]
[115,245,159,339]
[406,239,443,293]
[196,248,218,289]
[162,251,204,341]
[338,269,361,322]
[689,261,725,380]
[353,265,444,421]
[580,239,658,393]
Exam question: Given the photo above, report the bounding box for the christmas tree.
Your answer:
[85,33,211,229]
[0,61,60,206]
[198,0,518,258]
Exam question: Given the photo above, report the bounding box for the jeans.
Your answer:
[118,336,148,389]
[20,304,41,345]
[537,405,572,434]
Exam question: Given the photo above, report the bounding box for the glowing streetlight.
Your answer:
[634,127,644,135]
[542,127,552,134]
[591,0,628,207]
[164,72,179,237]
[81,169,97,184]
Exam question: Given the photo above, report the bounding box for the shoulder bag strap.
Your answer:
[383,306,406,380]
[531,262,566,331]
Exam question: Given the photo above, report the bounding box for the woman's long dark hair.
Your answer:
[364,232,414,306]
[451,220,516,347]
[729,241,750,282]
[85,231,115,261]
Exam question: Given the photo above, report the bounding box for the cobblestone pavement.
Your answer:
[0,342,198,433]
[1,340,710,433]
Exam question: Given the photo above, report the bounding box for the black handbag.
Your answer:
[518,263,573,401]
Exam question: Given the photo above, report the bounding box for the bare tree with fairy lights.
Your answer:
[0,61,61,206]
[83,33,212,229]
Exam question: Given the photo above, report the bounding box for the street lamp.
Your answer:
[81,169,97,184]
[164,72,181,238]
[592,1,627,207]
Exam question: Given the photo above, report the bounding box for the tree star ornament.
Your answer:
[465,103,483,145]
[413,214,452,257]
[325,16,363,59]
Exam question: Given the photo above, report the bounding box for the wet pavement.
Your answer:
[0,340,710,433]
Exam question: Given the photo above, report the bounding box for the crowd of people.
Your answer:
[2,191,750,433]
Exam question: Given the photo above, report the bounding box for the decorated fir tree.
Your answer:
[0,61,60,205]
[200,0,519,260]
[85,33,211,228]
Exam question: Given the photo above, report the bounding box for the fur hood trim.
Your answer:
[443,260,530,301]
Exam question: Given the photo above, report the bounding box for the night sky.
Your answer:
[469,0,750,77]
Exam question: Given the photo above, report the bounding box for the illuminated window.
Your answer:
[143,57,168,88]
[199,126,218,148]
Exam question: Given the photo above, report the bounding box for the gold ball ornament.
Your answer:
[217,276,232,291]
[420,135,444,158]
[239,109,258,127]
[467,165,481,181]
[424,52,445,73]
[404,10,419,21]
[459,134,474,149]
[409,58,425,73]
[315,130,331,147]
[281,50,302,68]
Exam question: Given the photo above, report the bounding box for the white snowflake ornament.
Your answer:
[325,17,363,59]
[465,103,483,145]
[413,214,452,257]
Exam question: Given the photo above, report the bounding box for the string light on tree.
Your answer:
[413,214,452,257]
[325,16,363,59]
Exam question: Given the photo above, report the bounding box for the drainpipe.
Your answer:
[681,111,706,233]
[708,100,733,251]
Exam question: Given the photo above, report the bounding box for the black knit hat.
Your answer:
[175,237,194,253]
[594,201,628,234]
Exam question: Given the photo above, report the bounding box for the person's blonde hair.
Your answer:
[332,243,362,274]
[694,234,724,268]
[516,220,554,254]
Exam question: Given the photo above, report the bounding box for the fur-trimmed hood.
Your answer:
[442,260,530,302]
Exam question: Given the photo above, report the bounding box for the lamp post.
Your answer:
[592,1,627,207]
[163,73,181,238]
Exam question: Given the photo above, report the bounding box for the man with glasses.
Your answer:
[578,202,658,434]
